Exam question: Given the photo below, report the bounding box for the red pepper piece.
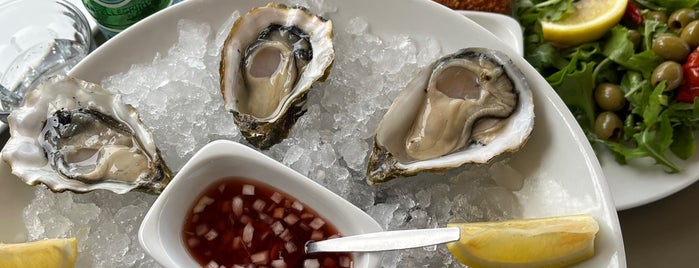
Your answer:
[624,1,643,25]
[677,48,699,103]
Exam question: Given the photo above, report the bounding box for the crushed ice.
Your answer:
[22,1,586,267]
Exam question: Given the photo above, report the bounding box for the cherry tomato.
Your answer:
[677,48,699,103]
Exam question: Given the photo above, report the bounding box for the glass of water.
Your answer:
[0,0,94,121]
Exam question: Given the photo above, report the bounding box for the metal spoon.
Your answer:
[305,227,460,253]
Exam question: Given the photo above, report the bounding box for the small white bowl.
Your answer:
[138,140,383,267]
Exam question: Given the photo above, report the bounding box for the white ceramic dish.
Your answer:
[2,0,625,266]
[458,10,524,56]
[139,140,383,267]
[70,0,625,266]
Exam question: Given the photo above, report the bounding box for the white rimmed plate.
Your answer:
[2,0,625,266]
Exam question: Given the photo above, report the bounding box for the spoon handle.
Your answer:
[305,227,460,253]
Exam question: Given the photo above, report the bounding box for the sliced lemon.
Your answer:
[446,214,599,268]
[0,238,78,268]
[541,0,628,46]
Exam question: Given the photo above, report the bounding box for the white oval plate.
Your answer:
[2,0,625,266]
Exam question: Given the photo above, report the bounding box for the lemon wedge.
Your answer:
[446,214,599,268]
[0,238,78,268]
[541,0,628,46]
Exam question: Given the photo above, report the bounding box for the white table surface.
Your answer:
[617,180,699,267]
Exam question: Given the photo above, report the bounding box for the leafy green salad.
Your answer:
[517,0,699,173]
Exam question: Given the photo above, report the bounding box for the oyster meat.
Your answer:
[220,3,334,149]
[367,48,535,184]
[1,75,172,194]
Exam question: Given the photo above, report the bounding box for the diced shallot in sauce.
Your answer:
[271,259,288,268]
[205,260,219,268]
[242,184,255,195]
[270,192,283,203]
[243,222,254,244]
[291,201,304,211]
[273,207,286,219]
[251,250,269,265]
[284,214,300,225]
[204,229,218,241]
[253,199,266,212]
[232,196,243,217]
[309,218,325,230]
[193,196,214,213]
[182,177,352,268]
[304,259,320,268]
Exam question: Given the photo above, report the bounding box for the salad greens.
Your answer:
[517,0,699,172]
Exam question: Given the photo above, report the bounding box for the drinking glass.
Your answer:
[0,0,94,121]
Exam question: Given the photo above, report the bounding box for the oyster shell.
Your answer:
[367,48,534,184]
[1,75,172,194]
[220,3,334,149]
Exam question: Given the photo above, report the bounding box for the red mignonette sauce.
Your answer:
[182,177,353,268]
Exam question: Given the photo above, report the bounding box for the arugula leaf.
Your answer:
[602,27,635,63]
[628,50,665,76]
[667,102,698,160]
[634,0,668,11]
[520,0,576,71]
[635,0,699,11]
[601,124,681,174]
[526,43,568,70]
[534,0,575,22]
[642,82,667,127]
[641,19,667,52]
[547,59,597,130]
[602,79,681,172]
[636,116,680,173]
[603,26,663,77]
[671,124,695,160]
[620,71,646,102]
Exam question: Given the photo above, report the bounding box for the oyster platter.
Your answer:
[0,0,625,267]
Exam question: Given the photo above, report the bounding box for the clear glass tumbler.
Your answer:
[0,0,94,120]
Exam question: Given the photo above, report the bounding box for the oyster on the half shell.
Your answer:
[220,3,334,149]
[367,48,535,184]
[1,75,172,194]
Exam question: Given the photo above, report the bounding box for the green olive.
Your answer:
[668,8,696,32]
[681,20,699,48]
[652,34,690,61]
[594,112,623,141]
[594,83,626,111]
[628,29,642,50]
[646,11,668,22]
[651,61,684,91]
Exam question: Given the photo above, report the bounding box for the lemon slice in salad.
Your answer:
[541,0,628,46]
[446,214,599,268]
[0,238,78,268]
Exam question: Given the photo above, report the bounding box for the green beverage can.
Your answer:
[81,0,174,38]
